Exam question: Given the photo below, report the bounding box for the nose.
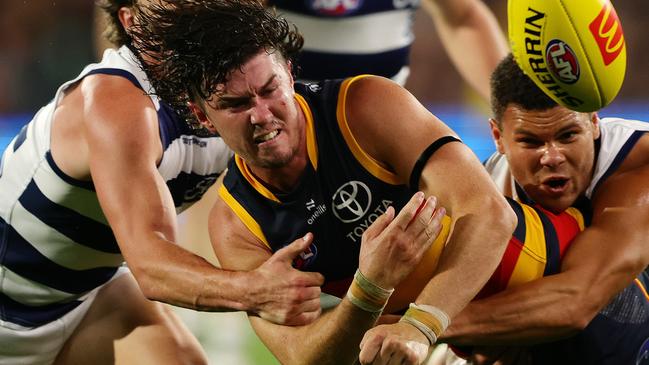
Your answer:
[249,98,273,125]
[539,143,566,168]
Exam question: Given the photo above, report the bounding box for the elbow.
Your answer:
[128,264,163,302]
[483,195,517,245]
[553,282,600,333]
[561,299,594,332]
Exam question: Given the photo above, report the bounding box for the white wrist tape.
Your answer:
[400,303,450,345]
[346,269,394,313]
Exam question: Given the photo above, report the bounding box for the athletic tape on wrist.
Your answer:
[346,269,394,313]
[400,303,450,345]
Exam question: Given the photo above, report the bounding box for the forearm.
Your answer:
[423,0,507,100]
[253,299,381,365]
[415,199,514,318]
[443,216,649,346]
[441,272,585,345]
[125,233,252,312]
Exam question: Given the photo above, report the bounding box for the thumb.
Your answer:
[271,232,313,263]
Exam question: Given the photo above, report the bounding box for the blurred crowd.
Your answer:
[0,0,646,115]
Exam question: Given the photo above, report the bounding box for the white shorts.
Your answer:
[0,267,129,365]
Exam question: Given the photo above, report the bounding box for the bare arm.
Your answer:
[422,0,508,100]
[442,158,649,345]
[347,76,515,320]
[347,76,515,364]
[82,75,322,323]
[209,189,445,365]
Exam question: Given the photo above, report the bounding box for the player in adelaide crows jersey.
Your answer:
[437,55,649,365]
[133,2,518,363]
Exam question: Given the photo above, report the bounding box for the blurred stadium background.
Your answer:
[0,1,646,363]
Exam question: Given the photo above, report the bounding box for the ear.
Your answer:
[286,60,295,85]
[489,118,506,154]
[590,112,600,140]
[118,6,136,30]
[188,102,217,133]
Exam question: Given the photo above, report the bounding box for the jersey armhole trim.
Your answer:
[217,184,270,250]
[335,75,400,185]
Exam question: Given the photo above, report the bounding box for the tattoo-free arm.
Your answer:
[442,163,649,345]
[346,76,516,320]
[422,0,508,100]
[209,188,444,364]
[82,75,319,321]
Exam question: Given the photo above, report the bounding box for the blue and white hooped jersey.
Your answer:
[268,0,420,85]
[0,46,231,329]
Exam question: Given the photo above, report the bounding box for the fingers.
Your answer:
[359,330,385,365]
[391,191,426,230]
[363,205,396,241]
[271,232,314,263]
[293,270,325,287]
[282,305,322,326]
[423,205,446,243]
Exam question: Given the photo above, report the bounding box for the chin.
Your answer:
[538,198,573,214]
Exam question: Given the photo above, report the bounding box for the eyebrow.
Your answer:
[217,75,278,104]
[513,123,581,137]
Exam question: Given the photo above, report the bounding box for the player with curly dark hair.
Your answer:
[128,1,526,364]
[128,0,303,127]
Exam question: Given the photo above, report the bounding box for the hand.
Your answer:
[359,191,445,289]
[359,322,430,365]
[470,346,532,365]
[248,233,325,326]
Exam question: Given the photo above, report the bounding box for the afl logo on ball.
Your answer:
[332,181,372,223]
[307,0,363,16]
[546,39,580,84]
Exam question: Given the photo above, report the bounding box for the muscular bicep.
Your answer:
[82,75,179,259]
[208,193,272,271]
[344,76,506,215]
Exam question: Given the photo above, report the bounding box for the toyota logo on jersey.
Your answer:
[331,181,372,223]
[546,39,580,85]
[307,0,363,16]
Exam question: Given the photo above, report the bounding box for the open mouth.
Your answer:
[254,130,279,144]
[542,177,569,192]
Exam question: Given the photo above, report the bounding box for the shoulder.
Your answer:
[599,117,649,174]
[80,73,158,135]
[79,73,164,164]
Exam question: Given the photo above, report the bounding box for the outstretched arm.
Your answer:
[209,190,446,365]
[442,157,649,345]
[344,76,515,363]
[83,74,322,324]
[422,0,508,100]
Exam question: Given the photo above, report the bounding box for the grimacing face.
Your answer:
[490,105,600,213]
[195,51,304,170]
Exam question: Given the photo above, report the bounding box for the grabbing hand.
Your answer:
[359,191,445,289]
[359,322,430,365]
[248,233,324,326]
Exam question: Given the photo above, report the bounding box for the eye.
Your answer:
[516,137,543,147]
[558,131,578,142]
[260,85,278,97]
[219,99,249,111]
